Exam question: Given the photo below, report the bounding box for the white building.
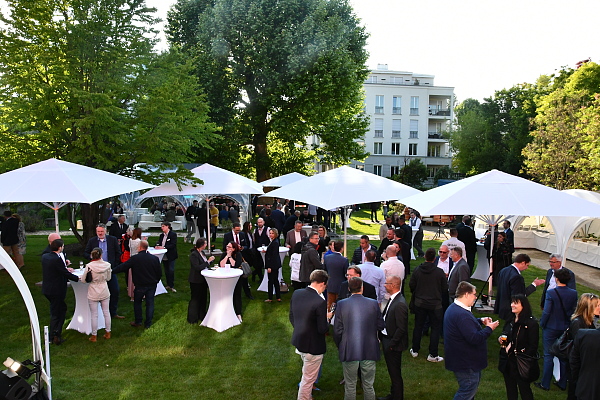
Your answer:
[350,64,454,185]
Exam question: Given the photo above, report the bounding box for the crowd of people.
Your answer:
[27,203,600,400]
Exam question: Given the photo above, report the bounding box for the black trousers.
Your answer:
[45,294,67,340]
[412,306,442,357]
[267,269,281,300]
[503,371,533,400]
[107,275,119,317]
[233,279,243,316]
[187,280,208,324]
[382,337,404,400]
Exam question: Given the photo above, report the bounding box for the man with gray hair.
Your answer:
[299,233,322,288]
[540,253,576,310]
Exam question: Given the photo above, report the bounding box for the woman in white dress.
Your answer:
[83,247,112,342]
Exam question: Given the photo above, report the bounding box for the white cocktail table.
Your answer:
[201,268,242,332]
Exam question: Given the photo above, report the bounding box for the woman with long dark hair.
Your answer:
[188,238,215,324]
[219,241,244,321]
[498,294,539,400]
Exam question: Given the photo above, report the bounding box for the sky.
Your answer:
[146,0,599,102]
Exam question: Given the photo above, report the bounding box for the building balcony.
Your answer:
[428,109,451,117]
[410,108,419,116]
[375,106,384,114]
[427,132,447,139]
[392,107,401,114]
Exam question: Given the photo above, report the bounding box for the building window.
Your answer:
[375,95,384,114]
[393,96,402,114]
[428,144,441,157]
[373,165,382,176]
[409,119,418,139]
[355,164,364,171]
[374,118,383,138]
[410,96,419,115]
[409,143,418,156]
[392,119,401,138]
[391,142,401,155]
[390,166,400,176]
[428,166,438,178]
[373,142,383,155]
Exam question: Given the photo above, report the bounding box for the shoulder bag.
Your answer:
[85,267,93,283]
[240,258,252,278]
[514,325,540,382]
[548,289,574,361]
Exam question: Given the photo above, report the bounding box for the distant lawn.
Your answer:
[0,226,589,399]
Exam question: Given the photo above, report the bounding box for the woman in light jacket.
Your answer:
[83,247,112,342]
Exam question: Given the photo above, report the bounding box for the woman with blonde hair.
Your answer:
[126,228,143,301]
[566,293,599,399]
[83,247,112,342]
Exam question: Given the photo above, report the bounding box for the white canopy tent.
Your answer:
[260,172,308,188]
[400,170,600,293]
[263,166,421,255]
[0,158,155,232]
[137,164,263,250]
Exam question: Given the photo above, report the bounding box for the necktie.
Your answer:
[235,234,240,246]
[382,298,391,318]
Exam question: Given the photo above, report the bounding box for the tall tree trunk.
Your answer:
[251,104,271,182]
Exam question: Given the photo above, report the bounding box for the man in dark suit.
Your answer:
[338,266,377,301]
[378,228,396,255]
[433,244,453,277]
[223,223,249,251]
[270,204,286,238]
[84,224,123,318]
[42,239,79,345]
[456,216,478,274]
[494,253,545,320]
[448,247,470,300]
[252,217,270,281]
[379,275,409,400]
[42,232,62,255]
[502,220,514,247]
[540,253,576,310]
[323,241,349,309]
[113,240,162,329]
[108,214,128,243]
[394,230,411,274]
[282,210,301,236]
[1,210,23,268]
[570,327,600,400]
[155,221,178,293]
[334,277,384,400]
[289,269,330,400]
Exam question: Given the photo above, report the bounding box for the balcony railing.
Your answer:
[409,131,418,139]
[428,109,451,116]
[374,130,383,138]
[391,131,401,138]
[410,108,419,116]
[375,106,384,114]
[428,132,446,139]
[392,107,401,114]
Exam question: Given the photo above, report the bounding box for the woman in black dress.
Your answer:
[187,238,214,324]
[498,294,539,400]
[219,241,244,321]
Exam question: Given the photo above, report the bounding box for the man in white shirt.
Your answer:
[285,220,307,256]
[442,229,467,263]
[380,245,405,281]
[434,245,452,276]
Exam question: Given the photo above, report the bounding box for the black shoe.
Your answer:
[130,322,142,328]
[553,382,566,391]
[247,295,255,300]
[53,336,66,345]
[377,396,392,400]
[534,382,549,391]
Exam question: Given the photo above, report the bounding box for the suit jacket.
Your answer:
[378,237,395,256]
[448,258,470,299]
[264,239,282,271]
[351,244,380,266]
[504,228,514,246]
[113,250,162,287]
[289,287,328,355]
[270,209,286,231]
[381,292,409,351]
[398,224,412,249]
[540,267,577,309]
[156,230,178,261]
[285,229,307,255]
[253,226,270,248]
[282,215,298,236]
[539,286,578,330]
[223,230,249,251]
[109,222,128,240]
[570,328,600,400]
[338,280,377,301]
[334,294,384,362]
[494,265,537,320]
[0,216,19,246]
[188,249,210,284]
[457,224,477,254]
[299,242,322,283]
[84,235,121,268]
[41,252,79,297]
[324,252,349,295]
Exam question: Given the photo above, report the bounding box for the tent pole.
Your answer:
[207,196,212,253]
[54,203,60,234]
[488,220,496,298]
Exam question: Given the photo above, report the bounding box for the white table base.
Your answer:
[201,268,242,332]
[67,280,106,335]
[257,246,288,292]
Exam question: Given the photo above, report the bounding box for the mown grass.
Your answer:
[0,217,592,399]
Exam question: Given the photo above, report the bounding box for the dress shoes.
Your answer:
[130,322,142,328]
[89,335,97,342]
[377,395,392,400]
[53,336,66,345]
[246,295,255,300]
[114,314,125,319]
[533,382,549,391]
[103,331,111,339]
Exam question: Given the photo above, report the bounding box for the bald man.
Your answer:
[42,233,62,255]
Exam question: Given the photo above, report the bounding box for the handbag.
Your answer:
[513,325,540,382]
[549,328,572,360]
[85,268,93,283]
[240,259,252,278]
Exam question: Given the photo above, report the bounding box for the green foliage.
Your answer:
[167,0,370,180]
[391,158,428,188]
[523,62,600,190]
[433,165,454,184]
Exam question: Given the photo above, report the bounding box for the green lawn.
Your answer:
[0,219,592,399]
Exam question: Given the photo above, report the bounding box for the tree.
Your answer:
[523,62,600,190]
[391,158,427,188]
[433,165,453,185]
[167,0,369,181]
[0,0,218,243]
